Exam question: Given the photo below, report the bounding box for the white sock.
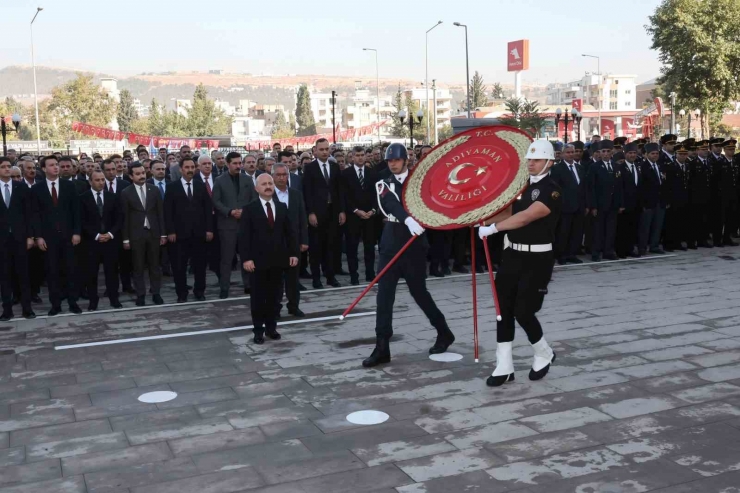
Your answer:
[531,337,553,372]
[492,342,514,376]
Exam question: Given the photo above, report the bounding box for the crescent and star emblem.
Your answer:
[447,163,487,185]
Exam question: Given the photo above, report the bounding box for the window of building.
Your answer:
[609,102,618,110]
[609,90,618,98]
[625,90,632,95]
[625,102,631,107]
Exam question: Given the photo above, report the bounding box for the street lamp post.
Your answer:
[31,7,43,157]
[679,109,687,138]
[553,107,579,144]
[331,91,337,144]
[574,110,582,141]
[453,22,471,118]
[432,79,438,145]
[695,109,702,139]
[362,48,381,144]
[582,54,601,134]
[399,109,424,149]
[1,114,22,157]
[425,21,443,142]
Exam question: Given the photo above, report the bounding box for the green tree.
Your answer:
[499,98,546,137]
[647,0,740,139]
[184,84,232,136]
[491,82,505,100]
[147,99,164,135]
[47,74,117,141]
[390,84,406,138]
[468,71,488,110]
[403,94,430,144]
[438,124,454,141]
[295,84,316,136]
[272,111,294,139]
[117,89,139,132]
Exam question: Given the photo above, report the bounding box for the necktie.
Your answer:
[359,168,364,187]
[322,163,330,183]
[3,184,9,208]
[96,192,103,217]
[158,181,165,199]
[186,182,192,200]
[51,182,58,206]
[653,164,661,184]
[205,179,212,197]
[109,181,114,193]
[266,201,274,227]
[139,186,150,229]
[568,164,579,184]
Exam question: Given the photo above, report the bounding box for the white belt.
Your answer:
[504,235,552,253]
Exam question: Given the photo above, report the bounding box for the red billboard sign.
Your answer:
[507,40,529,72]
[572,99,583,112]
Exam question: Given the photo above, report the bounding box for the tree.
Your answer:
[47,74,117,142]
[499,98,547,137]
[438,124,454,141]
[272,111,294,139]
[403,95,430,144]
[147,99,165,135]
[184,84,232,136]
[647,0,740,139]
[468,71,488,110]
[390,84,406,138]
[491,82,505,100]
[295,84,316,136]
[117,89,139,132]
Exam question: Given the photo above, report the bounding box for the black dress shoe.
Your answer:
[31,295,42,304]
[23,310,36,319]
[69,303,82,314]
[725,239,739,247]
[649,248,665,254]
[442,265,452,275]
[87,302,98,312]
[327,278,341,287]
[312,280,324,289]
[591,255,601,262]
[603,253,618,260]
[362,337,391,367]
[219,291,229,300]
[429,264,444,277]
[176,297,187,303]
[0,311,13,322]
[299,270,312,279]
[566,256,583,264]
[679,245,688,251]
[298,284,307,292]
[275,312,281,320]
[429,328,455,354]
[253,334,265,345]
[557,258,567,265]
[366,273,376,282]
[350,278,360,286]
[529,353,557,381]
[194,294,205,302]
[153,294,164,305]
[135,296,145,307]
[452,265,469,274]
[486,373,515,387]
[288,308,305,317]
[12,297,19,305]
[110,300,123,309]
[244,288,251,295]
[266,329,282,340]
[48,306,62,316]
[474,266,485,274]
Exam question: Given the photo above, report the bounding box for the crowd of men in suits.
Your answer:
[3,132,737,324]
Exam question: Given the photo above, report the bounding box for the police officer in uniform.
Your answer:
[688,140,713,248]
[478,140,562,387]
[362,144,455,368]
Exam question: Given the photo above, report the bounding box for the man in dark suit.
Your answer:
[272,163,308,318]
[341,146,379,284]
[551,144,586,264]
[277,152,303,191]
[195,154,221,280]
[102,158,134,293]
[616,143,643,258]
[213,152,257,298]
[31,155,83,316]
[120,162,166,306]
[79,170,123,310]
[639,143,669,255]
[165,158,214,302]
[664,143,691,251]
[587,140,623,261]
[0,158,36,320]
[240,174,298,344]
[302,138,345,289]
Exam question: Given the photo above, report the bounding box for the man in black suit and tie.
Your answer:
[31,155,83,316]
[272,163,308,318]
[80,170,123,310]
[302,138,345,289]
[664,143,691,251]
[616,143,642,258]
[165,158,214,302]
[278,152,303,191]
[639,143,669,255]
[194,154,220,281]
[551,144,586,264]
[121,162,166,306]
[587,140,623,261]
[240,174,298,344]
[0,158,36,320]
[102,158,134,293]
[341,146,379,284]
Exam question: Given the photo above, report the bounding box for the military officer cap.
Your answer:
[552,141,564,152]
[613,151,625,162]
[696,140,710,150]
[644,142,661,154]
[723,139,737,149]
[709,137,725,147]
[660,134,678,145]
[590,141,601,151]
[675,143,689,154]
[636,139,646,150]
[613,137,628,149]
[572,140,585,150]
[599,139,614,150]
[623,142,639,153]
[682,138,696,148]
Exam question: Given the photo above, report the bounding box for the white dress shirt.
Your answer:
[181,177,194,195]
[317,159,331,179]
[394,169,409,184]
[275,187,289,208]
[46,178,60,196]
[200,173,213,190]
[24,179,34,189]
[259,197,274,219]
[564,161,580,185]
[91,189,114,240]
[1,178,12,206]
[626,162,638,186]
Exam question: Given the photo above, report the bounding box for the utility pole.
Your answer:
[331,90,337,144]
[432,79,438,145]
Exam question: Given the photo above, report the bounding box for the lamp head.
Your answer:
[555,108,562,117]
[398,109,407,121]
[11,113,21,124]
[679,109,686,116]
[415,109,424,122]
[571,107,578,117]
[453,22,461,26]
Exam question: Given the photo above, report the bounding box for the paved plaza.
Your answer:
[2,248,740,492]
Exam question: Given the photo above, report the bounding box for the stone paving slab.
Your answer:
[2,249,740,492]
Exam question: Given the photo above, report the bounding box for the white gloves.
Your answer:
[479,223,498,239]
[404,217,425,236]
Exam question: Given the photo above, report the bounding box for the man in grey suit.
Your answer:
[213,151,257,298]
[273,163,308,317]
[121,162,167,306]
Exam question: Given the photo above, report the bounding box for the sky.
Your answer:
[2,0,662,86]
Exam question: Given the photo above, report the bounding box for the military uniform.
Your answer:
[688,141,713,248]
[664,144,690,250]
[587,140,623,261]
[712,140,739,246]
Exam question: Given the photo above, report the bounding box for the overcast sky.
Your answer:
[3,0,661,86]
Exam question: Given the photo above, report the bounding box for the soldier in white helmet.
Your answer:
[478,139,562,387]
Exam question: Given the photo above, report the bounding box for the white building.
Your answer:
[307,90,340,130]
[132,98,149,118]
[403,87,453,131]
[170,99,192,117]
[231,116,267,143]
[100,78,121,130]
[344,88,395,136]
[546,73,637,112]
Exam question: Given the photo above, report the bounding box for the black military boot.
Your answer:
[429,326,455,354]
[429,262,444,278]
[362,337,391,367]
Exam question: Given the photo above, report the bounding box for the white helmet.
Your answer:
[526,139,555,160]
